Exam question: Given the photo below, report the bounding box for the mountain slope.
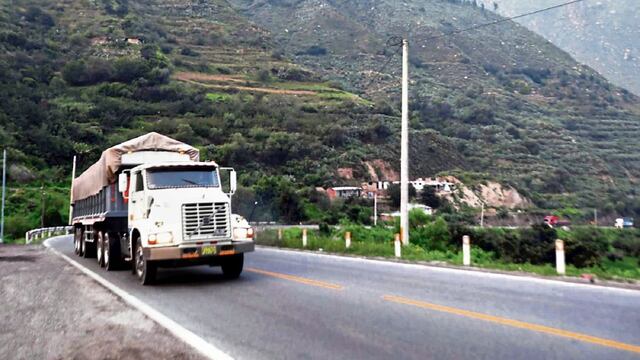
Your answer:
[1,0,640,236]
[228,0,640,211]
[482,0,640,95]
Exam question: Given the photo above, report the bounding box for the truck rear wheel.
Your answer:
[221,253,244,279]
[104,232,120,271]
[96,231,105,267]
[74,227,83,256]
[135,241,156,285]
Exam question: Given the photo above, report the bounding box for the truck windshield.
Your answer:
[147,168,219,189]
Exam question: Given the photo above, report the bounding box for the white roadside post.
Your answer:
[302,228,308,248]
[278,228,282,241]
[394,233,401,258]
[345,231,351,249]
[463,235,471,266]
[556,239,566,275]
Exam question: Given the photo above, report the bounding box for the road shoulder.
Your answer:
[0,242,204,360]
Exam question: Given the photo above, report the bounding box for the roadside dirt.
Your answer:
[0,244,204,360]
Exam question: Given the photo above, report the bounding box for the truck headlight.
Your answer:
[148,232,173,245]
[233,227,254,240]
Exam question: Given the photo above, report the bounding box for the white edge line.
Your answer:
[256,246,640,296]
[44,235,234,360]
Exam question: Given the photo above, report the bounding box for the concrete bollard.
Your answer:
[555,239,566,275]
[278,228,283,241]
[394,233,401,258]
[345,231,351,249]
[462,235,471,266]
[302,228,308,247]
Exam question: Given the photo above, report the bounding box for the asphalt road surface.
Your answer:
[48,236,640,360]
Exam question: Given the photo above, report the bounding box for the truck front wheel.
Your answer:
[135,241,156,285]
[221,253,244,279]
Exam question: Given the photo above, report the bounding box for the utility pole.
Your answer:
[400,39,410,246]
[1,149,6,243]
[41,185,45,228]
[374,191,378,226]
[68,155,76,226]
[594,208,598,226]
[480,202,485,228]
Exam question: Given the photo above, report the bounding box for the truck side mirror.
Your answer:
[118,173,128,195]
[229,170,237,195]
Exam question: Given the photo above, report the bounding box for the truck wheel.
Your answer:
[135,241,156,285]
[221,253,244,279]
[82,236,95,259]
[104,232,120,271]
[74,227,83,256]
[96,231,105,267]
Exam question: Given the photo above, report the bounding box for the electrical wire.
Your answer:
[424,0,586,41]
[365,0,587,91]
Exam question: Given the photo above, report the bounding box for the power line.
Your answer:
[365,0,586,91]
[423,0,586,41]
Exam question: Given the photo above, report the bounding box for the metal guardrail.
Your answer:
[25,226,73,244]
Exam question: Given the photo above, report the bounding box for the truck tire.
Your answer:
[96,231,105,267]
[221,253,244,279]
[74,227,83,256]
[135,241,156,285]
[104,232,121,271]
[82,236,96,259]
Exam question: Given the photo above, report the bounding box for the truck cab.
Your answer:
[70,132,254,285]
[121,162,254,284]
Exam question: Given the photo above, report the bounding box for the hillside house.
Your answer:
[361,181,391,198]
[380,203,433,221]
[393,178,456,193]
[125,37,142,45]
[327,187,361,201]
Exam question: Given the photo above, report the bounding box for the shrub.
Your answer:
[564,227,609,267]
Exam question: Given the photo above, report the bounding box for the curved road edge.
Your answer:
[44,235,234,360]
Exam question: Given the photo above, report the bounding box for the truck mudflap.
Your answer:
[144,241,255,261]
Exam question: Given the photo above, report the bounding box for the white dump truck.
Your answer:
[70,132,254,284]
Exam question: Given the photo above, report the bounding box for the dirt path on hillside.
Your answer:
[0,244,203,360]
[174,71,317,96]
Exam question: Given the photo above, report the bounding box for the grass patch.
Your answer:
[256,227,640,282]
[205,92,232,102]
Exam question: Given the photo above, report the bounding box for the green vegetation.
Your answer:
[1,0,640,238]
[256,217,640,281]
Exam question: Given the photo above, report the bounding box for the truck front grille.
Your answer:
[182,202,230,241]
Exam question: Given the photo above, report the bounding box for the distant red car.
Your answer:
[544,215,571,227]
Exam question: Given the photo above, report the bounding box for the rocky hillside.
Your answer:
[1,0,640,236]
[482,0,640,95]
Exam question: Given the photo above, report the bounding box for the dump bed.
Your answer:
[72,132,199,203]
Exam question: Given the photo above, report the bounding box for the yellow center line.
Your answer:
[247,267,344,291]
[382,294,640,354]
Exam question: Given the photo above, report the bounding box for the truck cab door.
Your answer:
[130,171,147,226]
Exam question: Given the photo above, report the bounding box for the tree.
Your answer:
[420,186,441,209]
[389,183,417,208]
[493,2,499,11]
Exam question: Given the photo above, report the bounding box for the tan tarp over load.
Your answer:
[72,132,200,202]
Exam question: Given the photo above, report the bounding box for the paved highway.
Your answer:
[48,236,640,359]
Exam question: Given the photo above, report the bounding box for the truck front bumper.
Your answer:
[144,241,255,261]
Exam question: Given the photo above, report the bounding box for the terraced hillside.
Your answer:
[229,0,640,209]
[1,0,640,238]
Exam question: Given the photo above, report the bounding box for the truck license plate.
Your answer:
[201,246,216,256]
